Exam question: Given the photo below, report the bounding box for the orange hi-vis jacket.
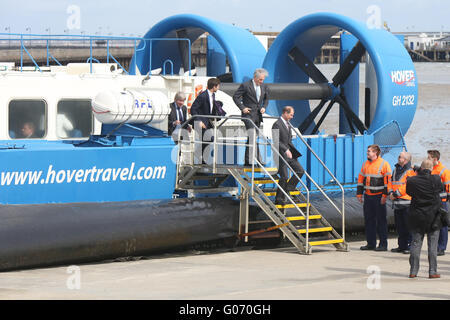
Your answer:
[357,157,392,198]
[389,165,416,206]
[431,161,450,202]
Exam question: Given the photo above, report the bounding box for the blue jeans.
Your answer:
[438,202,448,252]
[363,194,388,248]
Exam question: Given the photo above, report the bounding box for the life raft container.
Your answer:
[92,89,170,124]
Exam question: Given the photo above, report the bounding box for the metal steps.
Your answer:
[173,115,347,254]
[228,166,348,254]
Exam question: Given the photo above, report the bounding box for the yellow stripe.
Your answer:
[287,215,321,221]
[309,239,344,246]
[243,167,278,173]
[298,227,332,234]
[264,191,300,196]
[256,179,279,184]
[275,203,310,209]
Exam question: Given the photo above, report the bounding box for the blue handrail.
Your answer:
[162,59,174,75]
[0,33,192,76]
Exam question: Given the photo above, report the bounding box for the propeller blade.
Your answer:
[298,99,327,134]
[335,94,367,134]
[176,29,195,72]
[288,47,328,84]
[332,41,366,87]
[311,99,336,135]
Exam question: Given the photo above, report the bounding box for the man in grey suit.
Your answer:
[272,106,304,204]
[233,68,269,166]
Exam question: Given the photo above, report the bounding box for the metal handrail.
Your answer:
[162,59,174,75]
[176,113,347,246]
[276,116,346,242]
[0,33,191,76]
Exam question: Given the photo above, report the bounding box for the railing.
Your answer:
[285,118,346,242]
[0,33,191,76]
[176,114,346,248]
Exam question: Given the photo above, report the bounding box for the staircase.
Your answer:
[227,166,347,254]
[175,114,348,254]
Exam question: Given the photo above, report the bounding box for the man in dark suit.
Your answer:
[233,68,269,166]
[272,106,304,204]
[168,91,190,142]
[190,78,222,164]
[406,159,444,279]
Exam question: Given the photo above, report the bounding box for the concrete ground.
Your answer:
[1,237,449,300]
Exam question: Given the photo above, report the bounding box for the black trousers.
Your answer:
[394,207,412,250]
[363,194,388,248]
[243,119,263,165]
[275,156,304,202]
[194,127,214,165]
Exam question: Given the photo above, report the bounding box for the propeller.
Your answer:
[175,29,196,73]
[289,41,368,134]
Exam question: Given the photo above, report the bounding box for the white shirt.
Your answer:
[207,90,215,114]
[252,79,261,101]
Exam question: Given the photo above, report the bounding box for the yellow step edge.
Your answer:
[275,203,310,209]
[264,191,300,196]
[243,167,278,173]
[287,215,321,221]
[297,227,332,234]
[309,239,344,246]
[255,179,279,184]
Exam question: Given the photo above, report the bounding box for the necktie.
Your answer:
[256,85,261,102]
[177,107,183,122]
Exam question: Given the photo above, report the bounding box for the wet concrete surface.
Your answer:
[1,236,449,300]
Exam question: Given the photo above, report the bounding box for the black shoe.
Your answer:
[438,250,445,256]
[275,199,289,205]
[391,247,402,253]
[360,245,376,251]
[375,246,387,252]
[403,250,410,254]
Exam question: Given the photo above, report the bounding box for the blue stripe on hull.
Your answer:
[0,138,177,204]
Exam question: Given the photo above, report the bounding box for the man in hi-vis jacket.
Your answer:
[357,144,392,251]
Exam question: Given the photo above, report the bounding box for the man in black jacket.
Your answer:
[168,92,190,141]
[233,68,269,166]
[406,159,444,279]
[190,78,221,164]
[272,106,304,204]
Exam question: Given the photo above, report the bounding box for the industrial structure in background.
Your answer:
[1,29,449,69]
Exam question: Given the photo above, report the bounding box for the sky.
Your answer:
[0,0,447,36]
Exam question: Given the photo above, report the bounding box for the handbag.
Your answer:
[439,206,450,227]
[430,175,449,227]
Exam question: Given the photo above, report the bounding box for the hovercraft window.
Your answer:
[57,99,93,138]
[8,99,47,139]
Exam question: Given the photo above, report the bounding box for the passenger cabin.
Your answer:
[0,63,242,142]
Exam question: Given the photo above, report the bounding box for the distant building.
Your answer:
[395,32,449,50]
